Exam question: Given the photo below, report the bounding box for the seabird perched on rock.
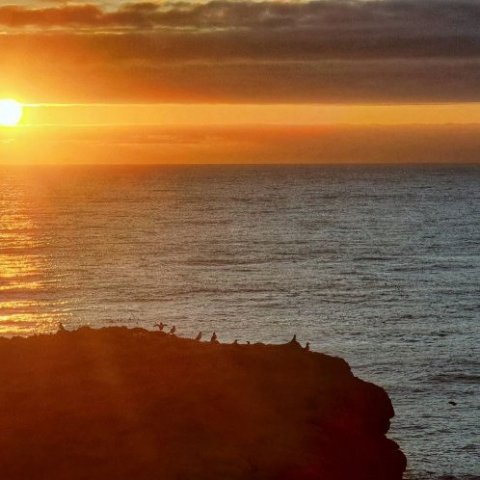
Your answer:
[288,335,301,348]
[210,331,218,343]
[232,339,239,345]
[304,342,310,351]
[169,325,176,335]
[154,322,166,331]
[195,331,202,341]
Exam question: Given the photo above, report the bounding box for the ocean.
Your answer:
[0,165,478,479]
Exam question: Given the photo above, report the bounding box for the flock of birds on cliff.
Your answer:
[153,322,310,351]
[56,321,461,406]
[57,320,310,350]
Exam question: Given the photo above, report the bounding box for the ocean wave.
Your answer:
[430,373,480,384]
[406,472,480,480]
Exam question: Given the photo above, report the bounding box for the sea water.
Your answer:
[0,165,478,479]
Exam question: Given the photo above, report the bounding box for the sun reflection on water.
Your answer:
[0,176,70,336]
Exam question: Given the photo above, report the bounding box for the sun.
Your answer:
[0,99,23,127]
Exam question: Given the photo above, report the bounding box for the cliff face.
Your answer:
[0,327,406,480]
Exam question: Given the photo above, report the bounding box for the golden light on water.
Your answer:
[0,99,23,127]
[0,185,69,336]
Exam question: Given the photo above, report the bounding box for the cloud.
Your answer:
[0,5,103,27]
[3,125,480,165]
[1,0,479,36]
[0,1,479,103]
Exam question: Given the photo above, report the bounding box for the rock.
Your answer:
[0,327,406,480]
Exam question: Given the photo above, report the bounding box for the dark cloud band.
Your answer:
[1,1,479,35]
[0,1,479,103]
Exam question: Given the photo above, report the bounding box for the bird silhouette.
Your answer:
[304,342,310,351]
[232,339,239,345]
[154,322,166,331]
[195,331,202,341]
[169,325,176,335]
[289,334,301,348]
[210,331,218,343]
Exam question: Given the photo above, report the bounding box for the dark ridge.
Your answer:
[0,326,406,480]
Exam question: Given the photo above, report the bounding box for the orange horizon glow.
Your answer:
[12,102,480,127]
[2,100,480,166]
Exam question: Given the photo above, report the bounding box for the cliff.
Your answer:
[0,327,406,480]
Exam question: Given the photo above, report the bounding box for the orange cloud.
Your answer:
[2,125,480,165]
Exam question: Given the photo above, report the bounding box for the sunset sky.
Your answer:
[1,0,480,163]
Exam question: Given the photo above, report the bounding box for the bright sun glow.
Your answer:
[0,99,23,126]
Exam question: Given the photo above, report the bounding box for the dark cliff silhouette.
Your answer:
[0,327,406,480]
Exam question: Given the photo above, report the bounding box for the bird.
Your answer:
[448,400,457,406]
[210,331,218,343]
[195,331,202,341]
[232,339,239,345]
[304,342,310,351]
[169,325,176,335]
[288,334,301,348]
[154,322,166,331]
